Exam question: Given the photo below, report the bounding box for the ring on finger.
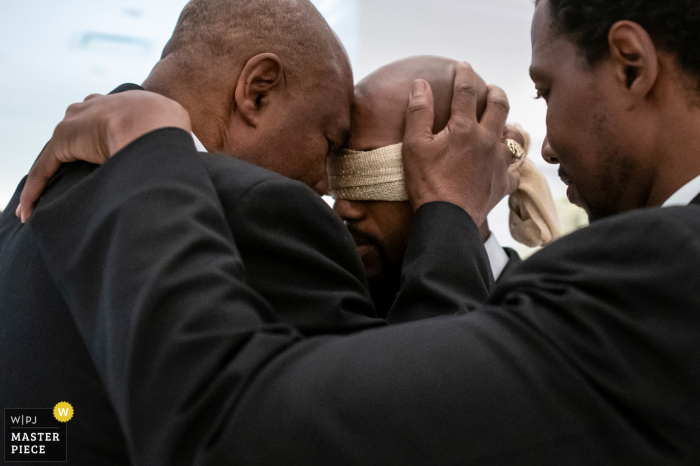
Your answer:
[505,139,525,163]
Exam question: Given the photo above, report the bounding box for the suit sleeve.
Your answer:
[221,208,700,465]
[29,128,303,466]
[228,177,385,335]
[29,128,700,465]
[387,201,494,323]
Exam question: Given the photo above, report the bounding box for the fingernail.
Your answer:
[21,211,26,224]
[411,79,427,97]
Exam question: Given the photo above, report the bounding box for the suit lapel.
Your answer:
[691,193,700,206]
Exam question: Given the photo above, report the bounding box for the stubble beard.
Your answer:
[576,105,635,222]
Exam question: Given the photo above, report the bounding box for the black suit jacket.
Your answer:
[0,178,130,465]
[22,126,700,465]
[500,246,522,278]
[0,123,490,464]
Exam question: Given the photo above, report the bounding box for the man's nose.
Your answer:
[541,135,559,164]
[333,199,366,221]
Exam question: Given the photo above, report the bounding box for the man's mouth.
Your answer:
[558,167,571,186]
[355,243,375,257]
[346,224,379,256]
[559,167,585,208]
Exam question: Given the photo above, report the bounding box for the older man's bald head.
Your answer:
[162,0,347,89]
[142,0,354,191]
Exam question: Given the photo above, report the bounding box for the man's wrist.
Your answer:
[106,92,192,157]
[410,194,487,226]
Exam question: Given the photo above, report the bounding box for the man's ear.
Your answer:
[234,53,285,127]
[608,20,659,99]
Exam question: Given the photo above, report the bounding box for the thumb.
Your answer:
[18,140,62,223]
[403,79,436,147]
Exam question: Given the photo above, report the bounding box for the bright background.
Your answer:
[0,0,585,248]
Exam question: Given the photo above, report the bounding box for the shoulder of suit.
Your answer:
[524,204,700,270]
[198,152,315,201]
[198,152,284,184]
[592,204,700,239]
[492,204,700,305]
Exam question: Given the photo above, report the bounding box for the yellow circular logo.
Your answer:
[53,402,74,422]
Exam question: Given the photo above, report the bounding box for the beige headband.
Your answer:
[327,143,408,201]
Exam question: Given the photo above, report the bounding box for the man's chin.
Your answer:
[567,185,589,212]
[358,246,382,277]
[568,186,622,222]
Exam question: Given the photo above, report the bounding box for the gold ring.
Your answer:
[506,139,525,163]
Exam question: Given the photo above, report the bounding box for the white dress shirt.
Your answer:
[192,132,208,152]
[662,174,700,207]
[483,233,509,281]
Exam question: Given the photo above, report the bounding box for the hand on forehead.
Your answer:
[347,56,488,151]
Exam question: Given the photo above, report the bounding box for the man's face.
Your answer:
[333,83,413,284]
[334,199,414,283]
[233,65,354,194]
[530,0,641,220]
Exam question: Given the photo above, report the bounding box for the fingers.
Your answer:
[403,79,436,145]
[447,62,479,130]
[480,85,510,135]
[17,141,62,223]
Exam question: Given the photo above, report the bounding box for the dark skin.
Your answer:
[18,61,515,256]
[531,0,700,220]
[334,56,521,316]
[17,43,353,221]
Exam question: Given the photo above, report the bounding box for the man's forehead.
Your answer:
[529,0,563,79]
[531,0,551,55]
[320,81,353,140]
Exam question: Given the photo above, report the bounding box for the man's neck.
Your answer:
[644,95,700,207]
[141,58,228,153]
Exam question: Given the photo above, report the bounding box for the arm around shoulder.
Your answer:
[30,127,301,465]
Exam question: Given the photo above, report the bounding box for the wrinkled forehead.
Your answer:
[308,74,354,134]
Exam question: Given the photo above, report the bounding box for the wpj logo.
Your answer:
[4,403,71,462]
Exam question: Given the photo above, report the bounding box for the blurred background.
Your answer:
[0,0,587,251]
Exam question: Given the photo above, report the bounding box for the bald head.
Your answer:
[141,0,354,191]
[161,0,347,89]
[334,57,489,314]
[347,56,487,151]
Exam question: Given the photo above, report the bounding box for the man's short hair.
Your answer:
[539,0,700,92]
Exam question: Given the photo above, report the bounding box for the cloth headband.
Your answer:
[328,132,561,248]
[327,143,408,201]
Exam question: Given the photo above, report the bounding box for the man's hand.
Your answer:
[16,91,192,222]
[402,62,518,227]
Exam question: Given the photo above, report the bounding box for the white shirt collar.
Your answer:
[483,233,509,281]
[662,174,700,207]
[192,132,208,153]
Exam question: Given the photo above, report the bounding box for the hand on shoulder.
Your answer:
[17,91,191,222]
